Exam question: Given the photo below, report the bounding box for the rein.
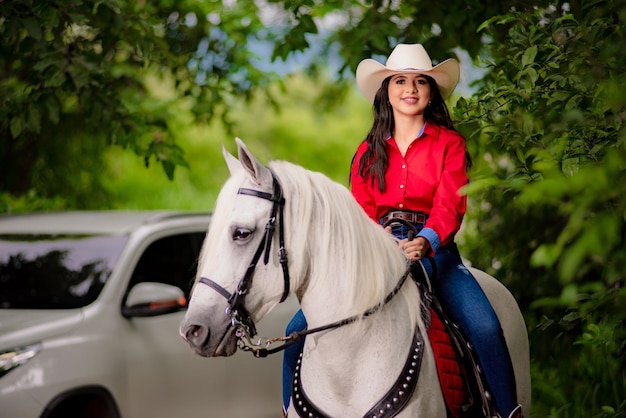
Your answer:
[251,267,412,358]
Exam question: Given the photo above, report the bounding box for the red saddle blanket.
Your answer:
[427,307,467,417]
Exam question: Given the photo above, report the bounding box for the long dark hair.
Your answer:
[353,74,469,193]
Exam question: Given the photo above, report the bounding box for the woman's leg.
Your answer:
[433,244,518,416]
[282,309,307,413]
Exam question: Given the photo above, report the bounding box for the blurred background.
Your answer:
[2,1,625,416]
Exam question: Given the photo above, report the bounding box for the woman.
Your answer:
[349,43,522,418]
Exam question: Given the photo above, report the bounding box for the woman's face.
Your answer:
[387,73,431,117]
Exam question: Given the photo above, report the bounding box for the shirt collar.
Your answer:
[385,122,428,142]
[418,122,426,138]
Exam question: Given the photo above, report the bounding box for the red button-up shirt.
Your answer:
[350,123,468,252]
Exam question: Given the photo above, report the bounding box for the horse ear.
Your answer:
[222,142,242,176]
[234,137,272,186]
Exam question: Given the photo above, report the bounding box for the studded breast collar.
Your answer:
[291,326,425,418]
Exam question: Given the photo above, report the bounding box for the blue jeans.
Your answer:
[427,242,518,415]
[281,224,518,416]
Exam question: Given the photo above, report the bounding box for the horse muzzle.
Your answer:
[180,320,238,357]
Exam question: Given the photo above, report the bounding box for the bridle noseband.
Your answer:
[199,170,290,342]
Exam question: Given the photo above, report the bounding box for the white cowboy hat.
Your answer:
[356,43,460,102]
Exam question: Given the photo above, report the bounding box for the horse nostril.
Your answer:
[185,324,210,347]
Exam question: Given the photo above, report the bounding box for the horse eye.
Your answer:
[233,228,252,241]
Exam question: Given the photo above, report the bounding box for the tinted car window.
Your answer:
[128,233,205,299]
[0,234,128,309]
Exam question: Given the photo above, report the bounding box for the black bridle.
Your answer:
[198,171,290,341]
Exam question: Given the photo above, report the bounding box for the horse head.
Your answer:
[180,138,293,357]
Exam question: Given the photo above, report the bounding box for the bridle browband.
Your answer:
[197,168,415,359]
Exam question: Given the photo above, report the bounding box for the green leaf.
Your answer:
[162,160,175,180]
[47,70,67,87]
[525,67,538,85]
[10,116,25,138]
[530,243,560,268]
[560,284,579,305]
[33,57,65,72]
[521,45,537,68]
[298,14,317,34]
[22,17,42,41]
[46,98,60,124]
[476,13,520,33]
[27,106,42,133]
[561,311,580,323]
[461,177,501,194]
[546,91,569,105]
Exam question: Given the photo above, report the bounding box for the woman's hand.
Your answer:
[399,236,430,260]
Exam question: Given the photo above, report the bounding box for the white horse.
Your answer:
[180,138,530,417]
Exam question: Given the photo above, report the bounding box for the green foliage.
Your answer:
[0,0,558,206]
[1,0,276,202]
[102,72,368,210]
[456,2,626,416]
[268,0,554,75]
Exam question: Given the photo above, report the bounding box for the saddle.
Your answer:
[413,260,500,418]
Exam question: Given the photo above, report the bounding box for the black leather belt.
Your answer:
[381,211,427,225]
